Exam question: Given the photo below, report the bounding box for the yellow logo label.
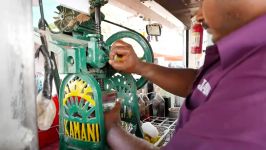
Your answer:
[62,77,101,142]
[63,78,95,106]
[64,119,100,142]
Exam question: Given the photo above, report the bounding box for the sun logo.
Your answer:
[61,77,101,142]
[63,77,95,106]
[63,77,96,121]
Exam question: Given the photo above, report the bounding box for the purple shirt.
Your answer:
[164,14,266,150]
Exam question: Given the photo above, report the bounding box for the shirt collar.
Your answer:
[216,14,266,68]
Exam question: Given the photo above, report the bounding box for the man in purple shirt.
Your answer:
[105,0,266,149]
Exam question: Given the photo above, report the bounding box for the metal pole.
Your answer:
[185,29,189,68]
[0,0,38,149]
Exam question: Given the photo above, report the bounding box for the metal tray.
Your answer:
[143,116,177,147]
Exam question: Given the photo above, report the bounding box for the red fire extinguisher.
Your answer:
[191,22,203,54]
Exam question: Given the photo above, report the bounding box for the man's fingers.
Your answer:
[113,100,121,113]
[110,46,130,60]
[109,40,133,61]
[111,46,131,55]
[112,40,129,47]
[108,60,127,70]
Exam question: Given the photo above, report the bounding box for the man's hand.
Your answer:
[104,100,159,150]
[109,40,142,74]
[104,101,121,131]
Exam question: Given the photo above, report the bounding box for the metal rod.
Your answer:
[38,0,54,100]
[95,6,102,41]
[38,0,46,30]
[186,29,189,68]
[51,52,61,95]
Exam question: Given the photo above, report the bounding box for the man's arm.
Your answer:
[109,40,198,97]
[136,62,197,97]
[105,102,160,150]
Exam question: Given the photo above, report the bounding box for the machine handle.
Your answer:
[106,31,154,89]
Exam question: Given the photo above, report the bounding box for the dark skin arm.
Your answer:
[104,40,198,150]
[131,63,197,97]
[105,101,160,150]
[109,40,198,97]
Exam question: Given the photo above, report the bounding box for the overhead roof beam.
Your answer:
[108,0,181,29]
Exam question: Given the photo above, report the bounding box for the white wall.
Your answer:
[0,0,38,149]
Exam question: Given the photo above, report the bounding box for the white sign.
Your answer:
[197,79,211,96]
[57,0,90,14]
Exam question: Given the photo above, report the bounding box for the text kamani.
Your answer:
[64,120,100,142]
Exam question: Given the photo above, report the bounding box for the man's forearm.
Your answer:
[135,62,198,97]
[107,125,159,150]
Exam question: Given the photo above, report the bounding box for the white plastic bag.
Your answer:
[36,93,56,131]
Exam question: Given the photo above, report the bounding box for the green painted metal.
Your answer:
[87,34,109,69]
[53,1,154,149]
[54,30,154,149]
[106,31,154,89]
[55,29,154,149]
[53,42,86,74]
[59,74,106,150]
[89,0,108,7]
[104,73,143,138]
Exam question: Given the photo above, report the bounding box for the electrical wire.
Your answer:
[103,20,141,35]
[38,0,45,30]
[38,0,56,98]
[39,0,61,34]
[103,19,150,44]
